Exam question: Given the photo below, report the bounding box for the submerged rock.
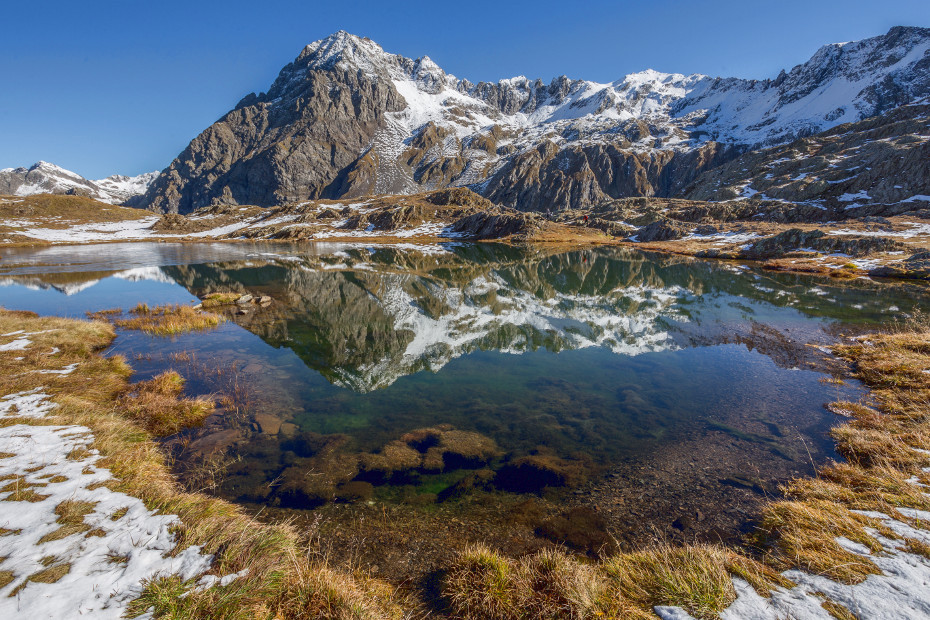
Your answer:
[360,426,500,481]
[335,480,374,502]
[275,450,360,508]
[437,469,496,502]
[535,506,616,556]
[495,452,588,493]
[359,441,422,482]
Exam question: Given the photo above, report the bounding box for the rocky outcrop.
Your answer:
[739,228,909,260]
[634,218,691,242]
[867,251,930,279]
[481,141,737,212]
[447,209,552,240]
[684,103,930,218]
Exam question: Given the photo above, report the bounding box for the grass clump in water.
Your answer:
[114,303,225,336]
[200,292,242,308]
[119,371,214,437]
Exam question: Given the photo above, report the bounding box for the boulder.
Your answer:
[634,218,690,242]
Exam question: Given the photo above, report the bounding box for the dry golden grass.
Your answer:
[604,545,790,619]
[445,544,639,620]
[822,598,859,620]
[37,500,97,544]
[0,194,150,230]
[118,370,214,437]
[754,321,930,585]
[27,562,71,584]
[113,303,226,336]
[444,543,788,620]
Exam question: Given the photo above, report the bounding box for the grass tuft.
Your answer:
[37,500,97,544]
[200,292,242,308]
[119,371,214,437]
[114,303,225,336]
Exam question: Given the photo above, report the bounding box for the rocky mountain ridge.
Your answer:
[139,26,930,214]
[0,161,157,204]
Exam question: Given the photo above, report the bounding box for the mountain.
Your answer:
[0,161,158,205]
[682,99,930,216]
[139,26,930,215]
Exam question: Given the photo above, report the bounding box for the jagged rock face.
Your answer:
[143,38,406,213]
[684,103,930,218]
[140,27,930,214]
[0,162,157,205]
[481,141,736,212]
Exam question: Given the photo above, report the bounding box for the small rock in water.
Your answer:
[259,296,272,304]
[237,294,254,305]
[254,413,283,435]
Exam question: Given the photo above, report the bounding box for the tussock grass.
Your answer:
[119,370,214,437]
[755,320,930,584]
[444,543,787,620]
[445,544,643,620]
[603,545,789,619]
[113,303,226,336]
[757,500,886,582]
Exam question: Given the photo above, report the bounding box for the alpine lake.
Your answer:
[2,241,925,583]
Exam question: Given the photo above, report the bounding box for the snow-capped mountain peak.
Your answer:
[142,26,930,214]
[298,30,393,75]
[0,162,157,204]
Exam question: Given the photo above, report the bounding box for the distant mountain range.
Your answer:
[5,26,929,214]
[0,161,158,205]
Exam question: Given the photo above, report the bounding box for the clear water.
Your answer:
[2,241,925,554]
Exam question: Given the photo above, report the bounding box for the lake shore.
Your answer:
[2,295,929,617]
[6,193,930,288]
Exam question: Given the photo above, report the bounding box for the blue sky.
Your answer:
[2,0,929,179]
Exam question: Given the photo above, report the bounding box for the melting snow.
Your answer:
[0,343,225,616]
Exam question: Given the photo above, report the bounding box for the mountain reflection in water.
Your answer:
[1,241,924,561]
